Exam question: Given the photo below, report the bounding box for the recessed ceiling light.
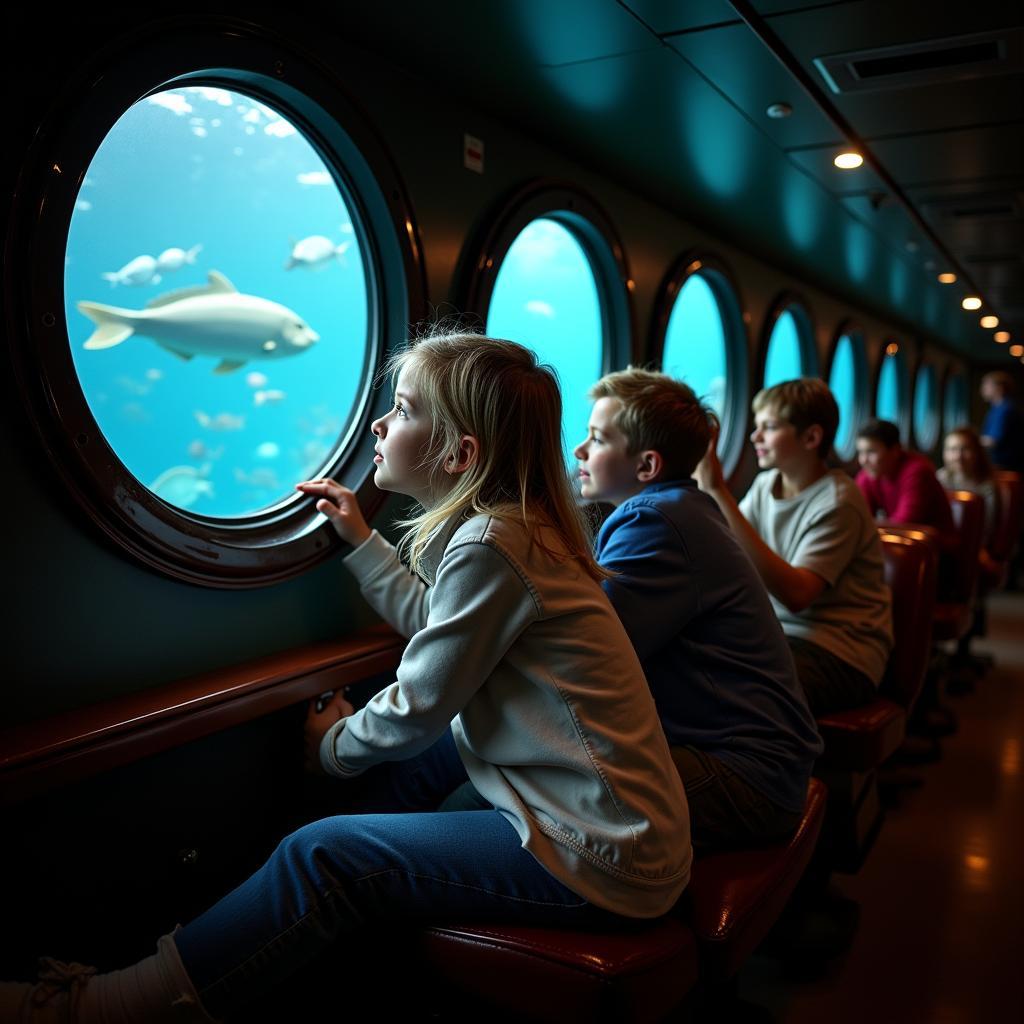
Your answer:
[994,331,1010,343]
[980,315,999,329]
[834,152,863,169]
[885,342,899,356]
[962,296,982,310]
[1010,344,1024,358]
[937,272,957,284]
[766,102,792,119]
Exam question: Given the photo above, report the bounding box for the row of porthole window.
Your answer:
[24,74,972,585]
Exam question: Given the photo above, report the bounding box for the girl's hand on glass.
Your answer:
[296,478,372,547]
[694,427,725,494]
[304,690,356,774]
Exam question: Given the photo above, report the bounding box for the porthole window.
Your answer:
[913,364,939,451]
[762,299,817,389]
[654,255,748,475]
[65,85,370,519]
[465,185,632,466]
[943,370,970,434]
[876,345,909,441]
[8,30,424,586]
[827,329,866,460]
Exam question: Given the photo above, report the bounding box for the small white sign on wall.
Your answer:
[464,134,484,174]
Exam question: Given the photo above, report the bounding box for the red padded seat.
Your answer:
[932,490,986,642]
[678,776,827,981]
[417,917,699,1023]
[816,531,936,772]
[980,472,1023,592]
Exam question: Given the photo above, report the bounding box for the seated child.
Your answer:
[855,418,957,547]
[695,378,893,717]
[2,335,691,1023]
[938,425,998,547]
[574,368,822,851]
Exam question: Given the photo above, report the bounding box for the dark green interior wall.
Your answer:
[2,13,973,728]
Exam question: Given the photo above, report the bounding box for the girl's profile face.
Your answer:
[370,366,438,504]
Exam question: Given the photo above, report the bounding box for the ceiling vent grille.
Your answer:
[814,28,1024,93]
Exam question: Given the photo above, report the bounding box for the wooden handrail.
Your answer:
[1,624,405,805]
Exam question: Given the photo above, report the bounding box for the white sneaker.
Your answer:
[0,958,96,1022]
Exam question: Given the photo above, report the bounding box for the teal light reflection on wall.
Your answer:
[914,364,938,450]
[829,334,858,458]
[944,372,969,435]
[679,91,753,201]
[661,274,727,417]
[782,174,825,252]
[486,218,604,465]
[844,220,872,283]
[764,310,804,389]
[876,351,905,438]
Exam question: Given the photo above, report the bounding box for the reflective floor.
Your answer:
[739,591,1024,1022]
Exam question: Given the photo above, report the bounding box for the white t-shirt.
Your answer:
[740,469,893,684]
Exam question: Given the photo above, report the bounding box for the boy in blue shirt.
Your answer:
[575,369,821,850]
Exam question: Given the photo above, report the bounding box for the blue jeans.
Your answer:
[174,734,625,1017]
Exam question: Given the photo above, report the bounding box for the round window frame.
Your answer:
[872,341,911,443]
[912,359,940,453]
[941,364,971,436]
[459,181,635,379]
[649,251,750,479]
[5,23,426,588]
[824,321,868,463]
[759,293,819,390]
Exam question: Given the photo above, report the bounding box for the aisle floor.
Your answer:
[738,591,1024,1022]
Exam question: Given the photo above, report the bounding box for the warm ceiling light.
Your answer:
[994,331,1011,343]
[937,272,957,284]
[980,315,999,329]
[834,151,863,169]
[1010,345,1024,358]
[962,296,982,310]
[885,342,899,356]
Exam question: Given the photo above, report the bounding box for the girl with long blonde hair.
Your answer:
[3,332,691,1022]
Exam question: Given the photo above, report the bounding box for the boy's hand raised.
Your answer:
[694,428,726,495]
[296,478,372,547]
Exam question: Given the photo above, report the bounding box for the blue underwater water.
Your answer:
[65,86,370,518]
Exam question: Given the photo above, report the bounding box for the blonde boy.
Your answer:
[695,378,892,715]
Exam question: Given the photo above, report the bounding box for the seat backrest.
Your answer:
[945,489,986,603]
[991,472,1024,562]
[878,531,937,712]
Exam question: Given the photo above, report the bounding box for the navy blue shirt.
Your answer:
[983,399,1024,472]
[595,479,823,813]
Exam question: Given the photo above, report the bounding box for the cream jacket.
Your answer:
[320,513,692,918]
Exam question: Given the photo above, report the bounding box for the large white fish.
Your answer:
[149,465,214,508]
[102,254,162,287]
[285,235,350,271]
[156,244,202,273]
[77,270,319,374]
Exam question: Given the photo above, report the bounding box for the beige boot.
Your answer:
[0,934,217,1023]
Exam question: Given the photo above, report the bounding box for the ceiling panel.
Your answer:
[667,22,841,148]
[620,0,738,35]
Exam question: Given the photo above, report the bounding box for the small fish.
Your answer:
[149,465,214,508]
[525,300,555,318]
[187,439,223,461]
[246,371,269,388]
[78,270,319,374]
[285,235,351,271]
[102,255,162,288]
[194,410,245,431]
[254,389,286,407]
[156,245,202,273]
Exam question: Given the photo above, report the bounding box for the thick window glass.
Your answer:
[944,372,969,434]
[661,274,728,418]
[829,333,861,458]
[64,86,371,518]
[876,349,906,437]
[764,308,810,388]
[914,364,939,450]
[486,218,604,462]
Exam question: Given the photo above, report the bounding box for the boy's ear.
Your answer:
[635,449,663,483]
[800,423,824,454]
[444,434,479,476]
